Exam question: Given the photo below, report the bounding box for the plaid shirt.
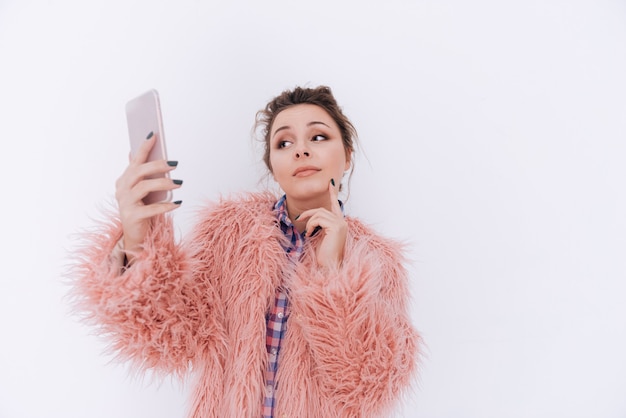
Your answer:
[262,195,305,418]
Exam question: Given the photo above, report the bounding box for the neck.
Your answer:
[285,194,331,233]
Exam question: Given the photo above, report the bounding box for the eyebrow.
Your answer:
[272,121,331,137]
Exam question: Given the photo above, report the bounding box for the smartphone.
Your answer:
[125,89,171,204]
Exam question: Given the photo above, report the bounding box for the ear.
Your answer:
[344,152,352,171]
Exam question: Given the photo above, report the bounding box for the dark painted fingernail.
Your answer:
[167,160,178,167]
[311,226,322,237]
[294,214,300,220]
[173,200,182,205]
[330,178,335,187]
[146,131,154,139]
[173,179,183,185]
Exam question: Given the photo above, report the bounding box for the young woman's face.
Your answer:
[269,104,350,203]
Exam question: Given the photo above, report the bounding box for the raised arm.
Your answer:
[68,134,219,377]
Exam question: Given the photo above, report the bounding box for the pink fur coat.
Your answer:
[70,192,420,417]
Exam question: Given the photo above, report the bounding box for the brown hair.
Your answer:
[255,85,358,174]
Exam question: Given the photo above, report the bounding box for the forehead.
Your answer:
[272,104,338,135]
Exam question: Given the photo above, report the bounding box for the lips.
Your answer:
[292,166,321,177]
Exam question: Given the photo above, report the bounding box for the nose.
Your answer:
[294,142,311,159]
[295,150,310,158]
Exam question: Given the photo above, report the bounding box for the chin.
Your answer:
[284,184,327,201]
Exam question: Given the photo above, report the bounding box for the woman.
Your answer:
[71,86,420,417]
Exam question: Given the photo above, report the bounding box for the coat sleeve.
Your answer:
[286,222,420,416]
[68,210,224,378]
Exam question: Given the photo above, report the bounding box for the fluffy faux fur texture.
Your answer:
[68,192,420,417]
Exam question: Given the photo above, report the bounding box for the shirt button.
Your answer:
[266,385,273,396]
[271,348,278,355]
[277,312,284,319]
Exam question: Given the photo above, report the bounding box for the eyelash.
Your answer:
[277,134,328,148]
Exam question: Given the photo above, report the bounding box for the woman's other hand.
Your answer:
[296,179,347,269]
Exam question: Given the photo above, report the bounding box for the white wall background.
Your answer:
[1,1,625,417]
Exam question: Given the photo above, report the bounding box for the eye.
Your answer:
[311,134,327,142]
[277,140,293,149]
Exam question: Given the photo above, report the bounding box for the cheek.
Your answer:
[332,152,348,173]
[269,153,286,179]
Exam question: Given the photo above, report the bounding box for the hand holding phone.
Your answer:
[117,89,182,262]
